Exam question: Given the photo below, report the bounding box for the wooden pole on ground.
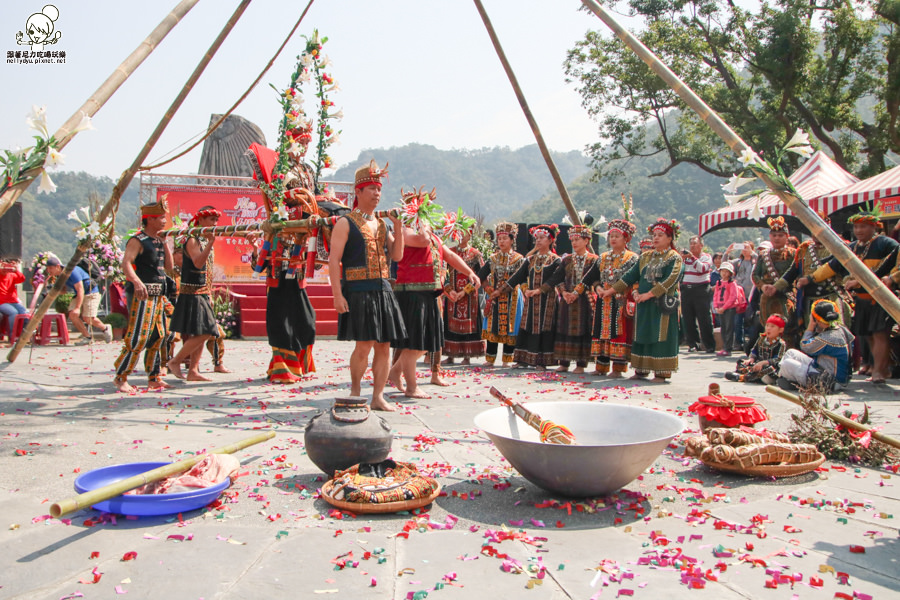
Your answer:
[6,0,253,363]
[581,0,900,324]
[473,0,582,226]
[0,0,202,220]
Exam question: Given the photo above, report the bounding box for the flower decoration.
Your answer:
[439,207,476,245]
[68,205,125,282]
[212,291,240,339]
[398,186,444,230]
[30,250,59,287]
[265,30,343,220]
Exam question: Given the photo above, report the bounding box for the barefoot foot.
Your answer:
[115,380,136,394]
[555,365,568,373]
[148,380,173,390]
[573,367,585,374]
[371,398,397,412]
[404,389,431,399]
[430,376,450,387]
[167,360,185,380]
[186,371,212,382]
[214,365,232,373]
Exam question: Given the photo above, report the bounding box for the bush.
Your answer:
[54,292,73,314]
[101,312,128,329]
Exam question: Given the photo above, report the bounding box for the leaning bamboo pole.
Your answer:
[50,431,275,518]
[581,0,900,324]
[7,0,252,363]
[157,209,399,239]
[473,0,582,227]
[0,0,202,220]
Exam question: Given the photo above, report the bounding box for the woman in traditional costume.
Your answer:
[601,218,683,382]
[582,216,638,377]
[476,222,525,367]
[506,224,561,369]
[549,224,599,373]
[442,221,485,365]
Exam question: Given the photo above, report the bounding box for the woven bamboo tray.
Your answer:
[701,452,826,477]
[319,479,441,514]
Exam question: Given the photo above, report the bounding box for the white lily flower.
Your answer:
[79,206,91,220]
[72,112,95,134]
[68,210,79,222]
[45,147,65,168]
[37,169,56,194]
[75,228,89,241]
[327,132,341,146]
[328,110,343,120]
[327,83,341,93]
[724,191,754,206]
[288,142,304,155]
[786,145,813,159]
[318,55,332,68]
[721,173,757,194]
[748,200,764,221]
[299,71,311,83]
[291,98,304,110]
[301,54,313,67]
[275,205,289,220]
[785,128,809,149]
[738,148,761,167]
[597,231,609,240]
[26,105,49,138]
[596,215,607,225]
[87,222,102,238]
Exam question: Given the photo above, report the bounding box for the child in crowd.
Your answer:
[713,261,742,356]
[725,313,787,384]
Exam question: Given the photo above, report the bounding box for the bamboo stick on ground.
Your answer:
[50,431,275,518]
[580,0,900,326]
[765,385,900,450]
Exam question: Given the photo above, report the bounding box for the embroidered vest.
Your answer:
[341,211,391,292]
[395,234,443,292]
[130,232,165,287]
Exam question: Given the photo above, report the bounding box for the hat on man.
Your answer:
[141,195,169,217]
[767,216,789,233]
[46,256,61,267]
[354,159,389,190]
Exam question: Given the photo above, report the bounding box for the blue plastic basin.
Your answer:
[73,461,229,516]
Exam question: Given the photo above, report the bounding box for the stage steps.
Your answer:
[226,282,338,338]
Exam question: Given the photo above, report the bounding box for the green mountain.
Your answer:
[14,172,140,266]
[331,143,590,223]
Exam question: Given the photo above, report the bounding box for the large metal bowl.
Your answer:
[475,402,683,497]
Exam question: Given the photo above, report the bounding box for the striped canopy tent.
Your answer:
[813,163,900,217]
[698,151,858,236]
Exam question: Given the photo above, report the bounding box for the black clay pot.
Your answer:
[304,397,393,476]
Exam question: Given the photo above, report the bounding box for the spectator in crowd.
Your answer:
[0,258,27,342]
[681,235,715,353]
[713,261,744,357]
[727,241,757,351]
[45,257,112,344]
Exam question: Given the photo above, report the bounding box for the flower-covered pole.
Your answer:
[472,0,582,227]
[580,0,900,325]
[7,0,252,363]
[0,0,202,220]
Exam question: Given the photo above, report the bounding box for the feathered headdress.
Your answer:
[607,193,637,241]
[767,215,789,233]
[439,207,476,245]
[398,186,443,230]
[847,202,883,225]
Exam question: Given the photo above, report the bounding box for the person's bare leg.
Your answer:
[387,348,406,393]
[67,310,90,338]
[115,378,136,394]
[869,332,891,382]
[371,342,396,411]
[403,350,430,398]
[349,341,374,397]
[168,335,208,380]
[185,337,212,381]
[430,350,448,386]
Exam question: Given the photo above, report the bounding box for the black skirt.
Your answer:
[267,283,316,351]
[852,297,893,335]
[338,289,407,343]
[391,290,444,352]
[170,294,218,336]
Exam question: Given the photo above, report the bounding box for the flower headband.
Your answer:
[767,216,789,233]
[188,208,222,227]
[529,224,559,240]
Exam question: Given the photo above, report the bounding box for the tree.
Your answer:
[566,0,898,181]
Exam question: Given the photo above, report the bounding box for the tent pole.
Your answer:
[0,0,203,220]
[7,0,253,363]
[581,0,900,324]
[473,0,581,226]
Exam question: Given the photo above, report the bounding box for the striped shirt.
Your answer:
[681,252,713,285]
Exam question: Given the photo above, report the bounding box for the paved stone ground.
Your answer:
[0,339,897,599]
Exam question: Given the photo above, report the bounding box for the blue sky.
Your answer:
[1,0,609,179]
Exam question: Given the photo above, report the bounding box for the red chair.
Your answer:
[9,313,69,345]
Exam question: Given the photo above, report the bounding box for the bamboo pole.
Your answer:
[472,0,581,226]
[7,0,252,363]
[581,0,900,325]
[50,431,275,518]
[157,209,400,239]
[765,385,900,450]
[0,0,202,220]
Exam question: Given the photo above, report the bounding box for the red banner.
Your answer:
[157,186,266,282]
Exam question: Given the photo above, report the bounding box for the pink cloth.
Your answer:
[713,279,741,311]
[128,454,240,495]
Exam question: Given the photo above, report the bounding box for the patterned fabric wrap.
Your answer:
[550,252,598,363]
[444,246,485,358]
[585,250,638,366]
[267,346,315,383]
[329,460,438,504]
[477,250,525,345]
[114,294,168,384]
[735,334,786,382]
[507,252,560,366]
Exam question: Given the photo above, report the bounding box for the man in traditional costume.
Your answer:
[329,160,406,411]
[388,190,480,399]
[442,226,485,365]
[550,224,599,373]
[167,207,221,381]
[602,218,684,381]
[476,222,525,367]
[505,225,561,369]
[113,197,174,394]
[582,216,638,377]
[779,212,852,329]
[812,206,898,383]
[753,216,797,344]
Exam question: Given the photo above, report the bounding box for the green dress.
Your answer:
[612,249,683,376]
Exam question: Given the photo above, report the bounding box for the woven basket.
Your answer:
[700,452,825,477]
[319,479,441,514]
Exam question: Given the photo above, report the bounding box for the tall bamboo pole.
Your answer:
[0,0,202,220]
[473,0,581,226]
[7,0,252,363]
[580,0,900,324]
